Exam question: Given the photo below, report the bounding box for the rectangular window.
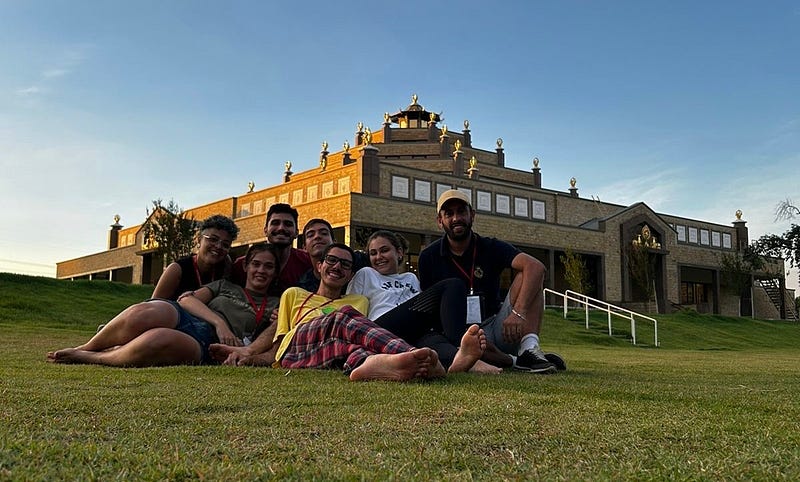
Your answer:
[436,183,451,202]
[391,176,409,198]
[700,229,710,245]
[677,225,686,242]
[414,180,431,202]
[532,200,546,220]
[712,231,721,247]
[688,227,698,243]
[476,190,492,212]
[514,197,528,217]
[722,233,732,249]
[496,194,510,215]
[240,203,250,217]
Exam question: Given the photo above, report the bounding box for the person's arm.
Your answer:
[152,262,182,299]
[418,250,433,290]
[178,287,241,346]
[501,252,546,343]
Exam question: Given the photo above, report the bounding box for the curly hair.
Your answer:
[199,215,239,240]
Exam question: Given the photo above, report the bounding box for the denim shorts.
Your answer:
[156,299,219,364]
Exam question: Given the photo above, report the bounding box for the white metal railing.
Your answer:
[544,288,659,346]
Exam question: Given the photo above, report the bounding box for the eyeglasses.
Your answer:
[323,254,353,271]
[202,234,232,250]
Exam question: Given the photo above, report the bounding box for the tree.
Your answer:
[141,199,197,266]
[753,199,800,285]
[626,243,656,301]
[718,244,765,296]
[560,248,591,294]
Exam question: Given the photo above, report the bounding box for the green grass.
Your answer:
[2,273,800,480]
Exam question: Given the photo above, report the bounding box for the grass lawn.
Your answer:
[1,273,800,480]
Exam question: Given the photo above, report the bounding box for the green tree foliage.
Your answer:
[753,199,800,285]
[141,199,197,265]
[626,244,656,301]
[560,248,591,294]
[718,245,765,295]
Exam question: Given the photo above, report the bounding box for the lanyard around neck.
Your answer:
[242,288,269,327]
[449,238,478,293]
[193,255,215,286]
[293,291,335,326]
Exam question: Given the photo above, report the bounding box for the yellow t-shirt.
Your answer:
[273,287,370,364]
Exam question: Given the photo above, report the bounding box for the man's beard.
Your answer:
[444,221,472,241]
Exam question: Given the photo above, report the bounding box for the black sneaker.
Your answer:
[513,347,557,374]
[544,352,567,371]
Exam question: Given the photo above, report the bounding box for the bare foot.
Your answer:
[448,324,486,373]
[47,348,97,364]
[236,352,275,367]
[350,348,438,382]
[209,343,248,364]
[469,359,503,374]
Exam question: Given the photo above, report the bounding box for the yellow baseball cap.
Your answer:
[436,189,471,212]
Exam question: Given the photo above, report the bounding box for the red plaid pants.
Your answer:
[280,305,414,373]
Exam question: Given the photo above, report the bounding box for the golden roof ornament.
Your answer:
[496,138,503,148]
[113,214,121,224]
[633,224,661,249]
[429,112,436,123]
[411,93,418,105]
[321,140,328,151]
[735,209,743,220]
[570,177,577,188]
[247,181,255,192]
[440,124,448,136]
[454,139,462,152]
[383,112,390,124]
[533,157,540,169]
[284,161,292,172]
[464,119,469,129]
[469,156,477,169]
[357,122,364,133]
[363,127,372,145]
[343,140,350,153]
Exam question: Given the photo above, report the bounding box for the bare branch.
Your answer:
[775,198,800,222]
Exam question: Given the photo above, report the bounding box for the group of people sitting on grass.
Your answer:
[48,190,566,381]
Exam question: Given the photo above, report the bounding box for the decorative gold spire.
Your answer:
[533,157,540,169]
[411,93,418,105]
[496,138,503,148]
[285,161,292,172]
[464,119,469,129]
[735,209,743,220]
[454,139,462,152]
[469,156,477,169]
[321,140,328,151]
[383,112,390,124]
[247,181,255,193]
[343,140,350,153]
[113,214,121,224]
[429,112,436,123]
[440,124,448,136]
[570,177,577,188]
[363,127,372,145]
[357,122,364,133]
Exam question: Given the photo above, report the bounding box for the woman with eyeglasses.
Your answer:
[47,243,280,367]
[346,230,501,374]
[151,214,238,300]
[210,243,487,381]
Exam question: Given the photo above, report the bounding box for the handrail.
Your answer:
[544,288,659,346]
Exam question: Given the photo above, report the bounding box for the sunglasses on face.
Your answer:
[323,254,353,271]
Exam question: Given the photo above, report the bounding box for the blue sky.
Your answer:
[1,1,798,291]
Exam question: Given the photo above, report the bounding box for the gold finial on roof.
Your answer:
[322,140,328,151]
[363,127,372,144]
[113,214,121,224]
[464,119,469,129]
[469,156,477,169]
[343,140,350,153]
[454,139,462,152]
[411,93,418,105]
[357,122,364,133]
[735,209,743,220]
[533,157,540,168]
[570,177,577,188]
[285,161,292,172]
[440,124,447,136]
[429,112,436,123]
[384,112,390,124]
[247,181,255,192]
[496,138,503,148]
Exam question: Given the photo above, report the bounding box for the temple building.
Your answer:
[56,95,796,320]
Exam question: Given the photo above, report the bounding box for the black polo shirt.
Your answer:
[418,233,520,319]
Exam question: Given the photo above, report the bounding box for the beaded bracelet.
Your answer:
[511,308,527,321]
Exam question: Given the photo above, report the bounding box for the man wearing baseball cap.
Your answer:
[418,189,564,374]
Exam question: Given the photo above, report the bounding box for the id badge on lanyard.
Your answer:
[466,294,482,324]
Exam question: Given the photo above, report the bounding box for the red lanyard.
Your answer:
[449,240,478,293]
[243,289,269,327]
[193,255,215,286]
[293,291,335,325]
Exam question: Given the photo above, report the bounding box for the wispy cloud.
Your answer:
[13,44,92,100]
